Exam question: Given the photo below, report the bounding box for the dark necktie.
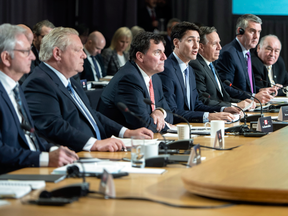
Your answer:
[184,68,191,110]
[13,84,39,150]
[209,63,223,96]
[91,56,101,80]
[245,52,254,93]
[67,82,101,140]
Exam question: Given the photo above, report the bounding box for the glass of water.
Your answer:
[131,136,145,168]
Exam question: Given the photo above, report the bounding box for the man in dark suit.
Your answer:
[98,32,173,132]
[31,20,55,70]
[252,35,288,96]
[22,27,153,153]
[138,0,159,32]
[80,31,106,81]
[158,22,237,124]
[0,24,78,174]
[163,18,180,57]
[190,26,254,108]
[215,14,275,103]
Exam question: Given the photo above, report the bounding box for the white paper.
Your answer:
[111,136,159,147]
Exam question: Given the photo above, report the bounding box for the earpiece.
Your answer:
[237,28,245,35]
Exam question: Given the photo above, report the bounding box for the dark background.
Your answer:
[1,0,288,67]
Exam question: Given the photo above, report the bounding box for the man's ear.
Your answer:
[1,51,12,67]
[257,44,260,53]
[53,47,62,61]
[135,51,144,62]
[199,43,204,52]
[173,38,180,49]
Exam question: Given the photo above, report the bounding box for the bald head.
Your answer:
[17,24,33,45]
[84,31,106,56]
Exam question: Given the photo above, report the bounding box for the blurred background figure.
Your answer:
[101,27,132,75]
[75,23,89,44]
[163,18,180,57]
[131,25,145,39]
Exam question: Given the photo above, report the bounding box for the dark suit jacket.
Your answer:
[189,54,240,107]
[215,39,257,99]
[251,49,288,96]
[97,61,173,133]
[158,54,221,124]
[163,35,173,58]
[101,48,129,76]
[0,82,52,174]
[80,54,107,81]
[22,63,123,152]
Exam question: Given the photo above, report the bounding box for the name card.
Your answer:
[278,106,288,121]
[187,144,201,167]
[213,129,224,149]
[257,116,273,133]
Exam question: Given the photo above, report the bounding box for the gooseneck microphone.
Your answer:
[224,80,263,122]
[143,98,192,140]
[255,75,285,89]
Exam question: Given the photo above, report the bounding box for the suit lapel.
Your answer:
[170,55,189,108]
[112,50,120,70]
[0,83,29,147]
[234,40,252,92]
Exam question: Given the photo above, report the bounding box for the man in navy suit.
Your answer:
[22,27,153,153]
[0,24,78,174]
[215,14,276,103]
[98,32,173,132]
[80,31,107,81]
[159,22,238,123]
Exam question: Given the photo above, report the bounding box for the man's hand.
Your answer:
[91,138,126,152]
[208,112,236,122]
[223,107,240,114]
[48,146,78,167]
[274,83,283,90]
[237,99,256,109]
[255,90,274,104]
[150,109,165,132]
[124,127,154,139]
[259,87,278,96]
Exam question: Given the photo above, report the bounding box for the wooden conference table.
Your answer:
[2,112,288,216]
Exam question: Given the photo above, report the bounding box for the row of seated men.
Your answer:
[0,14,287,174]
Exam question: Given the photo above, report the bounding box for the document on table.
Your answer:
[52,161,166,175]
[111,136,159,147]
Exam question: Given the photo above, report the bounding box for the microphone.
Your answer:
[143,98,192,140]
[224,80,263,122]
[255,75,284,89]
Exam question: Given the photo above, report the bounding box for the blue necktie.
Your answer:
[13,84,39,150]
[184,68,190,110]
[209,63,218,83]
[91,55,101,80]
[67,82,101,140]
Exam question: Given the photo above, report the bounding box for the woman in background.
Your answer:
[102,27,132,75]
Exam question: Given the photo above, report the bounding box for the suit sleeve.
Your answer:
[23,77,93,152]
[101,49,112,76]
[216,51,249,100]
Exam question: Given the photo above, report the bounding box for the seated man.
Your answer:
[252,35,288,96]
[22,27,153,153]
[98,32,173,132]
[80,31,107,81]
[190,26,254,109]
[158,22,238,123]
[0,24,78,174]
[215,14,276,103]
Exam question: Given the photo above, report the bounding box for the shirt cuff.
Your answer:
[39,152,49,167]
[203,112,210,123]
[231,103,238,107]
[220,107,226,112]
[119,127,128,138]
[156,107,167,118]
[83,137,97,151]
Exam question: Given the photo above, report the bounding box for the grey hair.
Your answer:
[39,27,79,62]
[167,18,181,29]
[199,26,217,44]
[235,14,262,34]
[0,23,26,63]
[259,34,282,50]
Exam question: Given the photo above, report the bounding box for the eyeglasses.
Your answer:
[13,47,32,57]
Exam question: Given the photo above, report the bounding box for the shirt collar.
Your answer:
[135,63,151,86]
[199,54,211,67]
[236,37,250,56]
[172,52,188,73]
[84,47,92,57]
[43,62,70,87]
[0,70,18,95]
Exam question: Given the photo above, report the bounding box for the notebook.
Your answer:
[0,180,45,198]
[0,174,66,183]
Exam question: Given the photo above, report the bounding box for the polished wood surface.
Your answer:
[1,114,288,215]
[182,125,288,204]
